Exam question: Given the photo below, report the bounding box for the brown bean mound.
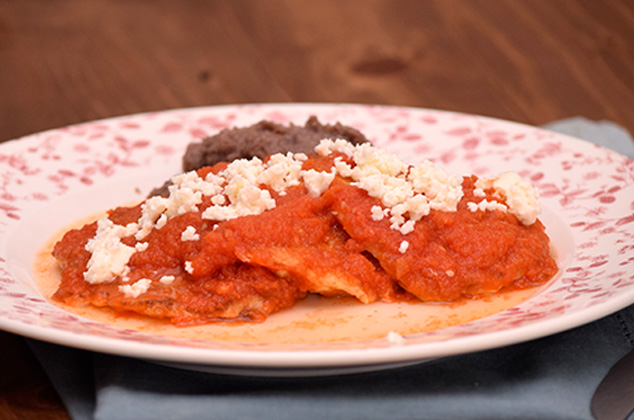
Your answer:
[151,116,369,197]
[182,115,369,172]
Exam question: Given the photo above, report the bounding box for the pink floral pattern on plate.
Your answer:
[0,104,633,370]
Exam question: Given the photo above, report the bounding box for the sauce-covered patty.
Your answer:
[52,138,557,325]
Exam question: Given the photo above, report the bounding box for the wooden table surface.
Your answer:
[1,1,633,418]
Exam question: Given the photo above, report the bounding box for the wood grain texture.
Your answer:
[0,0,633,418]
[1,0,634,143]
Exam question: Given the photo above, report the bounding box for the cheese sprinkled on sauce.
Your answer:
[135,242,149,252]
[475,172,540,225]
[119,278,152,298]
[387,330,406,346]
[82,138,541,285]
[84,218,137,284]
[467,199,507,213]
[159,275,175,285]
[181,226,200,241]
[300,169,336,198]
[184,261,194,274]
[370,205,385,221]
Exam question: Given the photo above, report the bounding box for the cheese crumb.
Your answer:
[135,242,149,252]
[408,160,463,212]
[159,275,175,285]
[119,278,151,298]
[184,261,194,274]
[84,218,137,284]
[315,138,356,157]
[135,196,168,240]
[467,199,507,213]
[399,240,409,254]
[181,226,200,241]
[399,220,416,235]
[333,156,353,177]
[300,169,335,198]
[257,152,303,192]
[387,331,405,346]
[370,205,385,221]
[155,213,168,230]
[203,180,275,221]
[475,172,540,225]
[316,141,464,234]
[211,194,226,205]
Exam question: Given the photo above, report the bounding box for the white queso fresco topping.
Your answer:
[84,218,137,284]
[474,172,540,225]
[180,226,200,241]
[82,138,541,286]
[119,278,152,298]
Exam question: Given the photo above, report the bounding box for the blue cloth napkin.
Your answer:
[27,117,634,420]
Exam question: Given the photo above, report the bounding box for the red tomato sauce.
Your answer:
[52,155,558,326]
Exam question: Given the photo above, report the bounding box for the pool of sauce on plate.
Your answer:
[33,229,545,345]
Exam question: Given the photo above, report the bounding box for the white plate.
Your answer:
[1,103,633,377]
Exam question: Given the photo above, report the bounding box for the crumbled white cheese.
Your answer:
[387,194,430,233]
[333,156,353,177]
[315,138,356,157]
[165,188,201,218]
[84,218,137,284]
[399,220,416,235]
[184,261,194,274]
[133,172,212,240]
[353,174,413,208]
[317,142,458,234]
[315,140,540,231]
[119,278,152,298]
[135,196,168,240]
[370,205,385,221]
[222,157,264,184]
[211,194,226,205]
[257,152,304,192]
[181,226,200,241]
[159,275,175,285]
[387,331,405,346]
[403,194,431,222]
[467,199,508,213]
[300,169,336,198]
[399,240,409,254]
[475,172,540,225]
[135,242,149,252]
[172,171,223,198]
[407,160,463,212]
[352,143,409,178]
[202,179,276,221]
[155,213,168,229]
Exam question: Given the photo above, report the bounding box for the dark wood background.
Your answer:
[1,1,633,418]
